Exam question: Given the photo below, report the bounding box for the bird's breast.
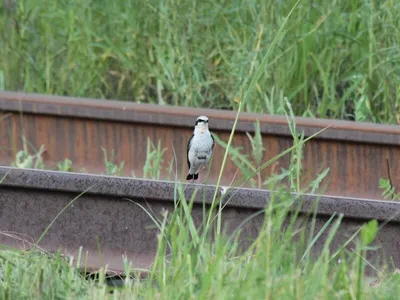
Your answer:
[191,133,213,151]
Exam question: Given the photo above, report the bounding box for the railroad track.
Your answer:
[0,167,399,277]
[0,92,400,200]
[0,92,400,199]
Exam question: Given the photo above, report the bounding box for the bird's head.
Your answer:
[194,115,209,133]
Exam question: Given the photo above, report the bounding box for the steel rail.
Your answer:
[1,91,400,144]
[0,91,399,200]
[0,167,399,276]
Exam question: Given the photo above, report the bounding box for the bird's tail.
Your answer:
[186,173,199,180]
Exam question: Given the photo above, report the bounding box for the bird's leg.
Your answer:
[192,177,194,184]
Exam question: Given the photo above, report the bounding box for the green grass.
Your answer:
[1,185,400,299]
[1,0,400,124]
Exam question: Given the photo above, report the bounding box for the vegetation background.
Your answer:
[1,0,399,123]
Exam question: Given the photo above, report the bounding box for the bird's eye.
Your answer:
[195,118,209,125]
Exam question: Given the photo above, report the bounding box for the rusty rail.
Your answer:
[0,167,400,276]
[0,91,399,199]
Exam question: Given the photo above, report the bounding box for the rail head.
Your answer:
[0,167,399,223]
[0,91,400,145]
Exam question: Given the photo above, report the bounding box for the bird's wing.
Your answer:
[186,134,194,169]
[211,133,215,149]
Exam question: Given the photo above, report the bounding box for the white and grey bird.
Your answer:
[186,115,215,182]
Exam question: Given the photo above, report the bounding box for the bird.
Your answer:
[186,115,215,182]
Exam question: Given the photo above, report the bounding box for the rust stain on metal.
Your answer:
[1,91,400,138]
[0,91,399,200]
[0,167,399,276]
